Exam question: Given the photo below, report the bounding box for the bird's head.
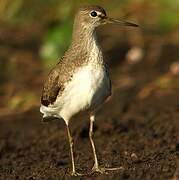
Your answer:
[75,5,138,30]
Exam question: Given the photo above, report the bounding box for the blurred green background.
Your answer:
[0,0,179,114]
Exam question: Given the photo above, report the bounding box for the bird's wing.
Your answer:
[41,54,78,107]
[41,48,88,107]
[41,68,65,107]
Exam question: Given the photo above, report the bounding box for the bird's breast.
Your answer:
[55,63,111,116]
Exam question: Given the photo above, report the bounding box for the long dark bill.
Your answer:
[104,17,138,27]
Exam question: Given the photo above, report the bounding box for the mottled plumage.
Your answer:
[40,30,111,122]
[40,5,111,122]
[40,5,138,176]
[41,50,89,106]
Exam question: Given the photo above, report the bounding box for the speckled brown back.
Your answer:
[41,46,89,106]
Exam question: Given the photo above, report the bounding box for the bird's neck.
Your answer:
[71,26,103,64]
[72,26,98,48]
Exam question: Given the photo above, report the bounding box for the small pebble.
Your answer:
[170,61,179,75]
[126,46,144,64]
[124,151,128,156]
[131,153,138,162]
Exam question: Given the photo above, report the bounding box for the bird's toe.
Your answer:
[92,165,124,174]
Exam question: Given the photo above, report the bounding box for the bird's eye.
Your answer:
[90,11,97,17]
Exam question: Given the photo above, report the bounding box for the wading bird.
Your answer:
[40,5,138,176]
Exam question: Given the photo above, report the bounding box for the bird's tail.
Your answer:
[40,104,64,122]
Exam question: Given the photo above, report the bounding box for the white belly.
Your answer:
[40,64,111,124]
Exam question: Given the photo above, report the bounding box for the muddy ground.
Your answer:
[0,24,179,180]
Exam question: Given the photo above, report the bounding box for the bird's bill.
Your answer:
[103,17,138,27]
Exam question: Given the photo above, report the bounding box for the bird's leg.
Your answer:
[89,115,102,172]
[66,125,83,176]
[89,115,123,174]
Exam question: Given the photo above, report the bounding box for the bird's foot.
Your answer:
[92,166,107,174]
[70,171,84,176]
[92,165,124,174]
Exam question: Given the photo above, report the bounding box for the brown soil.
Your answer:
[0,24,179,180]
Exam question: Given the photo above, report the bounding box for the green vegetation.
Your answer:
[0,0,179,113]
[0,0,179,69]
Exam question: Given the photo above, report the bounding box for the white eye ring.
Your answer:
[90,11,98,18]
